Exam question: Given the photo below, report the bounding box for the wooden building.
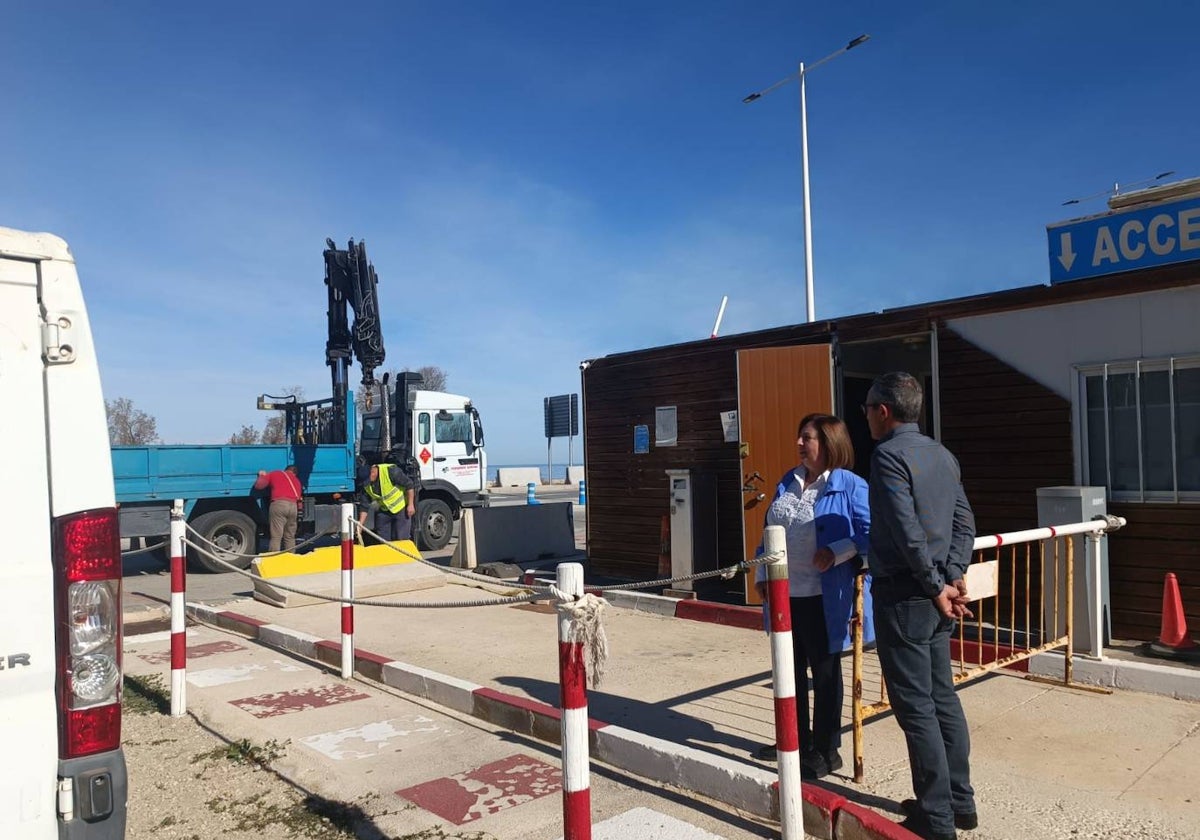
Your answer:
[580,262,1200,641]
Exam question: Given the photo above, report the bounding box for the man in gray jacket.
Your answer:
[864,372,977,840]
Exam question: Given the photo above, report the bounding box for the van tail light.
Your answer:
[54,508,123,758]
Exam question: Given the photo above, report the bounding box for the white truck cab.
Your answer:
[0,228,127,838]
[358,380,488,550]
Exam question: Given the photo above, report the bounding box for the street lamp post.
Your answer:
[744,34,871,323]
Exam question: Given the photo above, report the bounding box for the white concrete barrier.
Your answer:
[495,467,543,487]
[566,466,585,485]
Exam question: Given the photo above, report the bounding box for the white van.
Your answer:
[0,228,126,838]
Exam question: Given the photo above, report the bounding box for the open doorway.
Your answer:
[838,334,935,478]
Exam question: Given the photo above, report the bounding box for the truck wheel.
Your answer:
[188,510,258,572]
[416,499,453,551]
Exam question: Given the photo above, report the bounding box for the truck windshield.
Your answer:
[435,411,472,445]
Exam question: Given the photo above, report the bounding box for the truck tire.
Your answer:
[415,498,453,551]
[188,510,258,573]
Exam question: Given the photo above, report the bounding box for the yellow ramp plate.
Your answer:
[252,541,422,579]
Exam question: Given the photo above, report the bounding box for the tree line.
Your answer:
[105,365,449,446]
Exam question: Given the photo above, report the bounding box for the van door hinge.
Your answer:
[57,776,75,820]
[42,311,77,365]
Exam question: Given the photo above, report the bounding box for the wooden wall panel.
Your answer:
[1107,502,1200,640]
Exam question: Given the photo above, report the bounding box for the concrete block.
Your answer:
[1029,651,1116,687]
[251,563,446,608]
[802,785,847,840]
[460,501,578,566]
[252,541,422,579]
[603,590,680,617]
[380,661,480,716]
[496,467,542,487]
[593,724,777,819]
[565,465,585,484]
[451,508,478,569]
[834,801,910,840]
[258,624,322,659]
[1111,658,1200,701]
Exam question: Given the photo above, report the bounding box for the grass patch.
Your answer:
[123,673,170,715]
[195,738,288,769]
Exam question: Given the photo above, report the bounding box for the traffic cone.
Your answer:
[1146,573,1200,661]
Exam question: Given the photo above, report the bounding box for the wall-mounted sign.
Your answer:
[1047,193,1200,284]
[720,410,739,443]
[633,424,650,454]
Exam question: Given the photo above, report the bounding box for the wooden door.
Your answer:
[737,344,834,603]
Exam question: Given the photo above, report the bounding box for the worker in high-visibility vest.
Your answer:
[359,462,417,542]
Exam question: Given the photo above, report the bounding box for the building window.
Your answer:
[1080,357,1200,500]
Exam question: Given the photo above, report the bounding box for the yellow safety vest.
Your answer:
[365,465,407,514]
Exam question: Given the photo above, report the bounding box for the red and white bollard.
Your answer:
[764,525,803,839]
[341,502,355,679]
[556,562,591,839]
[169,499,187,717]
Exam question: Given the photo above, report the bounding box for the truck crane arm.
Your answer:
[324,238,386,431]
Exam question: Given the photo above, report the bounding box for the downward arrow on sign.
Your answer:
[1058,231,1076,271]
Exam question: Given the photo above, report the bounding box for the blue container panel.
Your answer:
[113,443,355,503]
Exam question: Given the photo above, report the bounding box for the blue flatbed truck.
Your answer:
[112,393,360,572]
[111,238,489,571]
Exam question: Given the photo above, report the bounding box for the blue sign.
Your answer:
[633,424,649,455]
[1048,194,1200,284]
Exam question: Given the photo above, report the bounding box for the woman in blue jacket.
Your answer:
[754,412,874,778]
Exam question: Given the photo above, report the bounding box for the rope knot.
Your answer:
[550,585,609,688]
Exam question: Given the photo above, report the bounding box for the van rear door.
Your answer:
[0,245,61,838]
[0,228,127,839]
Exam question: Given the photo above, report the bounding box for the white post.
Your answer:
[340,502,355,679]
[556,562,591,837]
[1087,531,1104,660]
[799,61,815,324]
[169,499,187,717]
[764,525,804,839]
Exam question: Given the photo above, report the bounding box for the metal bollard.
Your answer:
[764,525,803,840]
[340,502,355,679]
[169,499,187,717]
[527,482,541,505]
[577,479,587,506]
[556,562,591,838]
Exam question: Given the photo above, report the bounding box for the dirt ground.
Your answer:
[122,674,390,840]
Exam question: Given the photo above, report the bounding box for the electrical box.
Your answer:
[665,469,718,592]
[1036,486,1111,657]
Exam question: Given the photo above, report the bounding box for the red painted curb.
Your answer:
[674,599,762,630]
[836,801,921,840]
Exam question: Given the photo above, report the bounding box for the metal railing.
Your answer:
[849,515,1125,782]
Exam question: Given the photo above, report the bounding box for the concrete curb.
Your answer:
[1029,650,1200,701]
[184,603,919,840]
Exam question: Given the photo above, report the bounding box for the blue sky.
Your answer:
[3,1,1197,465]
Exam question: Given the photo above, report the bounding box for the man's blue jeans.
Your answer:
[872,583,975,835]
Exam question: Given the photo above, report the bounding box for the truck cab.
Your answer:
[0,227,127,838]
[359,378,488,550]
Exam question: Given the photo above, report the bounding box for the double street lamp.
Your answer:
[743,34,871,323]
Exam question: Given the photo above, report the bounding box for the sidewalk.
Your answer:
[129,575,1200,839]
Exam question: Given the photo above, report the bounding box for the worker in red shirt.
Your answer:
[254,464,303,552]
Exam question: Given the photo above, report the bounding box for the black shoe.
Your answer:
[900,799,978,831]
[897,815,957,840]
[824,750,843,774]
[800,749,833,780]
[753,744,777,761]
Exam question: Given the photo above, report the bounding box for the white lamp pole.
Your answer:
[744,34,871,323]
